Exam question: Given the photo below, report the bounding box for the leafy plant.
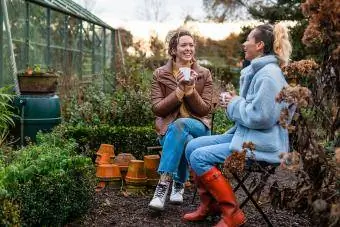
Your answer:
[61,76,154,127]
[0,132,96,226]
[56,124,159,160]
[0,197,20,226]
[0,86,15,147]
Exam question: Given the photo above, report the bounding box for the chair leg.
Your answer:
[233,172,251,192]
[232,172,273,227]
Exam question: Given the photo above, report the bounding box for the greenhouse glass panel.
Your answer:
[7,0,26,71]
[81,20,92,75]
[1,0,116,88]
[50,10,65,72]
[65,16,81,77]
[28,2,47,69]
[105,30,112,69]
[93,24,104,73]
[1,0,26,86]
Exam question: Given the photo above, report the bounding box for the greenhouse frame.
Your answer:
[0,0,116,87]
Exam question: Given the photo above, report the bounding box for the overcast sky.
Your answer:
[74,0,206,23]
[72,0,259,42]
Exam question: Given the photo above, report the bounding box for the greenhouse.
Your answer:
[0,0,116,87]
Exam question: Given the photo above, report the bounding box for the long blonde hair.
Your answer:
[253,23,292,66]
[273,23,292,66]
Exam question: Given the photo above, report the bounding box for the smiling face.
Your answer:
[174,35,195,65]
[243,29,264,61]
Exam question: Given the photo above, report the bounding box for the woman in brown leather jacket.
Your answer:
[148,30,213,211]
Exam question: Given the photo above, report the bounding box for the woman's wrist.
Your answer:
[175,87,185,101]
[184,85,195,96]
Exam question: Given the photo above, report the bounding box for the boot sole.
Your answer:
[148,204,165,211]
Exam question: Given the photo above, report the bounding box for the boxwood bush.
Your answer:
[54,109,233,161]
[0,132,96,226]
[57,124,159,160]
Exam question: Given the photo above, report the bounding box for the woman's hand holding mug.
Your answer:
[219,91,236,108]
[177,68,197,91]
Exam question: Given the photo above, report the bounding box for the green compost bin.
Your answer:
[12,94,61,144]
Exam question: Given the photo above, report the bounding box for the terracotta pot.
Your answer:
[96,144,115,156]
[96,164,122,182]
[95,144,115,165]
[125,160,147,185]
[113,153,136,173]
[95,153,115,165]
[143,155,160,186]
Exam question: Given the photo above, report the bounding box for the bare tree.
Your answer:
[74,0,96,12]
[136,0,170,22]
[203,0,277,22]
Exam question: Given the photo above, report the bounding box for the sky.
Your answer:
[73,0,258,42]
[74,0,206,23]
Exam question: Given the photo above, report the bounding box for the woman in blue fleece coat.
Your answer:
[183,23,292,227]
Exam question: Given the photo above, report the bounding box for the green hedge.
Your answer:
[0,133,96,226]
[0,197,20,226]
[57,110,233,161]
[59,124,159,160]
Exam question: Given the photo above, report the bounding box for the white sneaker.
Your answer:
[148,181,170,211]
[169,181,184,204]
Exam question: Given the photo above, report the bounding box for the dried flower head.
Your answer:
[276,85,312,108]
[224,150,246,175]
[282,59,319,79]
[279,151,301,171]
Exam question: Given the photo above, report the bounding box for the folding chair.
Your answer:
[231,160,279,227]
[191,159,278,227]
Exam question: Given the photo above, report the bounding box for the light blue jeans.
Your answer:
[185,133,234,176]
[158,118,210,184]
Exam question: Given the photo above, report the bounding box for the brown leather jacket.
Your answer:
[151,59,213,135]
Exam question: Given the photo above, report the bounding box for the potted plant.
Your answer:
[17,65,60,94]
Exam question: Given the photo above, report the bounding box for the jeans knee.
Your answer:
[189,149,205,173]
[170,118,186,131]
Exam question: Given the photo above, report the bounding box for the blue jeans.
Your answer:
[185,133,234,176]
[158,118,210,184]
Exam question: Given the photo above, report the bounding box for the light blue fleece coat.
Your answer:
[226,55,289,163]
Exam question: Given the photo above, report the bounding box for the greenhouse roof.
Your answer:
[27,0,114,29]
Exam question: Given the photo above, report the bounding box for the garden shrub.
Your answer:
[55,111,233,161]
[0,197,20,226]
[213,108,234,134]
[59,124,159,160]
[61,80,116,126]
[61,79,153,127]
[112,88,153,126]
[0,132,96,226]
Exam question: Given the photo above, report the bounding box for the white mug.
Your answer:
[179,67,191,81]
[220,92,230,105]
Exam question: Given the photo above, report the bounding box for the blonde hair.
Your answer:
[253,23,292,66]
[273,23,292,66]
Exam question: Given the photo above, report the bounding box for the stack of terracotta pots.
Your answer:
[124,154,161,193]
[125,160,148,192]
[95,144,162,192]
[95,144,122,191]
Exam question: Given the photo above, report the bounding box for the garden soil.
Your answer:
[67,170,312,227]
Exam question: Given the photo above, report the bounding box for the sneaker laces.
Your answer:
[155,182,168,198]
[173,182,184,193]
